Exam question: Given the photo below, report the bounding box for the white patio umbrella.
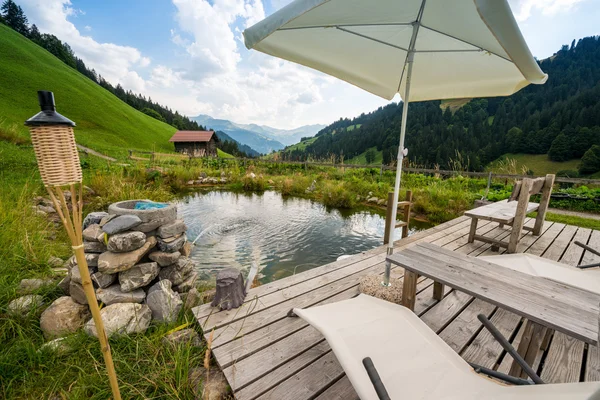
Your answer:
[244,0,547,286]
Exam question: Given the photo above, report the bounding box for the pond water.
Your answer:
[177,190,433,283]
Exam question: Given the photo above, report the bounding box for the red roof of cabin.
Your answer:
[169,131,218,143]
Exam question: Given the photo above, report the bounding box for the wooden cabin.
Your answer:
[169,130,219,157]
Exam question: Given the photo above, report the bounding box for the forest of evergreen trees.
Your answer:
[281,36,600,174]
[0,0,254,157]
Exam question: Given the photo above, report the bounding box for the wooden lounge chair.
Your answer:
[293,294,600,400]
[465,174,555,253]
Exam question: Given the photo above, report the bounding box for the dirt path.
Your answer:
[548,207,600,221]
[77,144,117,162]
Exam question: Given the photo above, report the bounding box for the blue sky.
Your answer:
[18,0,600,129]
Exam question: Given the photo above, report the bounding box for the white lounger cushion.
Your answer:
[480,253,600,295]
[293,294,600,400]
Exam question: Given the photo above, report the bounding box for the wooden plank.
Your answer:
[199,252,387,331]
[464,201,538,224]
[233,342,331,400]
[542,224,577,261]
[508,179,534,253]
[582,229,600,266]
[508,320,545,378]
[215,276,430,369]
[561,227,592,267]
[255,351,344,400]
[437,298,496,354]
[539,332,585,383]
[389,244,600,345]
[586,345,600,382]
[461,308,522,368]
[420,291,473,333]
[313,375,358,400]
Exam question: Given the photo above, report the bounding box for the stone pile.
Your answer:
[40,200,200,339]
[187,171,228,186]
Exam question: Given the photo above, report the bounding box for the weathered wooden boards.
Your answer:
[193,215,600,400]
[389,242,600,345]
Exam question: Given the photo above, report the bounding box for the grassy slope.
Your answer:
[0,25,177,158]
[489,153,581,176]
[347,146,383,165]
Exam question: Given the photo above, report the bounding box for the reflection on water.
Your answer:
[177,190,432,283]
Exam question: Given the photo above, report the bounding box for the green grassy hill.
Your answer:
[347,147,383,165]
[0,24,177,158]
[488,154,581,176]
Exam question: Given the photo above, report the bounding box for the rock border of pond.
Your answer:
[9,199,213,341]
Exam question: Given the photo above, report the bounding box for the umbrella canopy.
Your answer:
[244,0,547,286]
[244,0,547,101]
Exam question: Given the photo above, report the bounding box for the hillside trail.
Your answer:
[549,208,600,221]
[77,144,117,162]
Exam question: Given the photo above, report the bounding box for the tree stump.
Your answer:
[211,268,246,310]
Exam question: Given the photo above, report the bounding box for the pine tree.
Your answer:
[29,23,41,42]
[579,145,600,174]
[1,0,28,35]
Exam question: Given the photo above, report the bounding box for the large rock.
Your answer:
[18,278,54,294]
[173,271,198,293]
[146,280,182,323]
[189,367,229,400]
[84,303,152,338]
[69,253,99,268]
[162,328,201,347]
[157,219,187,239]
[84,241,107,254]
[40,296,90,338]
[83,211,109,230]
[48,256,64,268]
[97,236,157,274]
[158,257,194,286]
[101,215,142,235]
[183,287,203,310]
[180,241,192,257]
[119,262,160,292]
[107,231,146,253]
[149,251,180,267]
[82,223,103,242]
[8,295,44,315]
[91,271,117,289]
[157,234,186,253]
[96,284,146,305]
[69,281,88,305]
[70,265,97,285]
[58,275,71,294]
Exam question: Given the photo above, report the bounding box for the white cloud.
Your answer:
[509,0,586,22]
[84,25,91,31]
[19,0,150,87]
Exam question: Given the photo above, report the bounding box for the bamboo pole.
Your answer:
[47,185,122,400]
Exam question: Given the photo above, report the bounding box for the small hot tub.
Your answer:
[108,200,177,232]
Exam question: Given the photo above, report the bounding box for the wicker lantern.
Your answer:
[26,91,122,400]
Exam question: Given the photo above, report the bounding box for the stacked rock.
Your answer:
[44,200,199,339]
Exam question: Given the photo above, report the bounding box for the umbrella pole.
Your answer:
[383,53,414,286]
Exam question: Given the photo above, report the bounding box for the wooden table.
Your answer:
[387,242,600,378]
[464,200,539,252]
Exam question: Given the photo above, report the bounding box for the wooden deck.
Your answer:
[193,215,600,399]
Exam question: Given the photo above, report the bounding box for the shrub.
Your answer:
[579,145,600,174]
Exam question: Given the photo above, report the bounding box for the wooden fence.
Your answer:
[127,149,600,185]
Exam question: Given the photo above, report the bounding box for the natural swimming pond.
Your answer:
[178,190,433,283]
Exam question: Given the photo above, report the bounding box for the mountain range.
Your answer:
[193,114,325,155]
